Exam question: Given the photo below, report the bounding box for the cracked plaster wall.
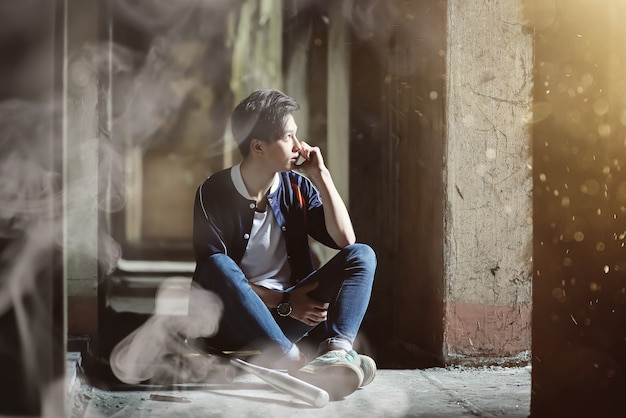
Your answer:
[444,0,533,356]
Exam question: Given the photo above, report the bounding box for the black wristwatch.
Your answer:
[276,292,292,317]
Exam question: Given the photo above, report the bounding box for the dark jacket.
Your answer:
[192,168,338,283]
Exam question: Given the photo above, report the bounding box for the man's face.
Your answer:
[263,114,301,171]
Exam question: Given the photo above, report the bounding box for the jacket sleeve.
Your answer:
[300,176,340,249]
[192,182,228,261]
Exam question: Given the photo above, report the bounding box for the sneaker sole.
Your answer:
[293,363,364,401]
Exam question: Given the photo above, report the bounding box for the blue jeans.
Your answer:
[190,243,376,360]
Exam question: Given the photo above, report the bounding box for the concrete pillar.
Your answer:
[445,0,533,359]
[284,16,310,147]
[64,0,102,335]
[227,0,283,167]
[327,1,350,205]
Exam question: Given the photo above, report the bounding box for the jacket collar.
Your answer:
[230,163,280,200]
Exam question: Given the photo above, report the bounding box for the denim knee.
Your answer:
[193,253,247,291]
[343,243,377,271]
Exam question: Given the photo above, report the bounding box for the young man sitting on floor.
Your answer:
[188,88,377,400]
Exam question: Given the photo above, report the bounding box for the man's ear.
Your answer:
[251,139,263,154]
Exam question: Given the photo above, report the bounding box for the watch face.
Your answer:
[277,302,292,317]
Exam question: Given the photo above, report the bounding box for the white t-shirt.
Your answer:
[231,164,291,290]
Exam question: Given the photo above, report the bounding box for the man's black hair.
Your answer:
[231,88,300,157]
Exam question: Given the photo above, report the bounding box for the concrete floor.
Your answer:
[68,353,531,418]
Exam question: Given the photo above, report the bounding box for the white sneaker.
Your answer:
[291,350,364,400]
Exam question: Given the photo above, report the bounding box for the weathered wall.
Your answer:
[445,0,533,357]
